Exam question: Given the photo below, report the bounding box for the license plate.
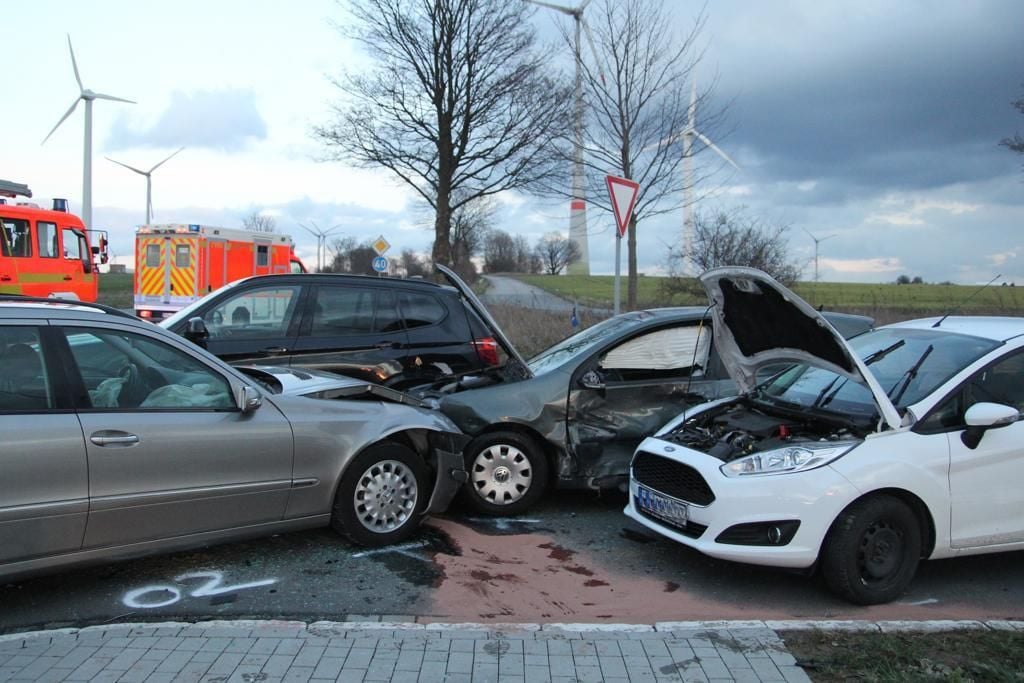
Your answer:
[635,486,689,526]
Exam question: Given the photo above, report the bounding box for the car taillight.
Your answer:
[473,336,499,366]
[138,310,153,319]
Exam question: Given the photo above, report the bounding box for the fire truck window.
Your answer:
[37,222,59,258]
[62,228,86,260]
[1,218,32,258]
[175,244,190,268]
[256,245,270,267]
[146,244,161,267]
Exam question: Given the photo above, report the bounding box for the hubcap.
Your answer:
[858,521,904,580]
[353,460,418,533]
[471,443,532,505]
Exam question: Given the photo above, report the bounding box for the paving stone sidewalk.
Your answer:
[1,619,1019,683]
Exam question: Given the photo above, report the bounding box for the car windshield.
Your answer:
[527,312,651,375]
[756,326,999,420]
[159,279,245,329]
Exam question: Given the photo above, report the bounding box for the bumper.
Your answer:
[425,442,469,515]
[625,441,861,569]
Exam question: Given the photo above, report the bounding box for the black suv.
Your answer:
[160,272,499,387]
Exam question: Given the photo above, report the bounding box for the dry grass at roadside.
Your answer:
[486,302,609,358]
[781,629,1024,682]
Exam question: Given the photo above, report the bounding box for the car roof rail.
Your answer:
[0,295,138,320]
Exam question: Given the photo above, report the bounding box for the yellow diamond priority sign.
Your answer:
[372,236,391,256]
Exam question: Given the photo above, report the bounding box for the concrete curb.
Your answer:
[1,619,1021,644]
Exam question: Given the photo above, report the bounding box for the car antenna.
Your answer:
[932,273,1001,328]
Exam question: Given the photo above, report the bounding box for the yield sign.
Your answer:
[605,175,640,238]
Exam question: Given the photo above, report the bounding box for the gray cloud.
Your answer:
[106,89,267,152]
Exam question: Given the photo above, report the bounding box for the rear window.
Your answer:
[146,244,161,267]
[311,286,400,335]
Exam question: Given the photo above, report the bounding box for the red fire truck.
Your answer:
[0,180,109,302]
[133,224,306,320]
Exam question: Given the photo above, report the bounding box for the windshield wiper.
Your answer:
[888,344,934,406]
[863,339,906,366]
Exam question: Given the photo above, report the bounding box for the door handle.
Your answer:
[261,346,288,354]
[90,433,140,446]
[374,341,400,350]
[63,275,73,281]
[0,275,10,282]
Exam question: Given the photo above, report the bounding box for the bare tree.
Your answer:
[1003,85,1024,167]
[483,230,518,273]
[545,0,721,309]
[662,208,802,299]
[450,195,494,280]
[536,232,581,275]
[326,237,377,275]
[398,248,430,278]
[315,0,573,268]
[243,210,276,233]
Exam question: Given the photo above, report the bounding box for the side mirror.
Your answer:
[961,401,1019,449]
[579,369,606,391]
[185,316,210,348]
[238,385,263,414]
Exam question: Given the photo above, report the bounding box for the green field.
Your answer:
[514,274,1024,323]
[97,271,134,309]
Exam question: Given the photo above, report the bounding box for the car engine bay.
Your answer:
[660,399,868,462]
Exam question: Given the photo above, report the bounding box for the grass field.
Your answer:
[96,271,134,309]
[514,274,1024,325]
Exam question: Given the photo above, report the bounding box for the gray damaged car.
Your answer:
[420,266,873,516]
[0,297,467,582]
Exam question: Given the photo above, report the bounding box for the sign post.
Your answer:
[605,175,640,315]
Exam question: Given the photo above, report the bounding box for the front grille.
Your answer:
[632,451,715,506]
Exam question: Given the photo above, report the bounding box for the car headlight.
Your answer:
[719,441,859,477]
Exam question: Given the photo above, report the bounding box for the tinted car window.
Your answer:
[398,292,446,329]
[919,349,1024,431]
[0,326,51,411]
[312,287,400,335]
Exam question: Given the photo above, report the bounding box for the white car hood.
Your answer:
[700,267,902,430]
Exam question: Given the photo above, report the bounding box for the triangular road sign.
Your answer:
[605,175,640,238]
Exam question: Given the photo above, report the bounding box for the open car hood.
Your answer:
[434,264,534,379]
[699,267,902,430]
[235,365,427,407]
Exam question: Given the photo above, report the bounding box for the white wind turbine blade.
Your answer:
[524,0,575,15]
[580,17,605,85]
[91,92,136,104]
[693,130,740,170]
[149,146,185,173]
[105,157,147,176]
[67,35,84,92]
[42,98,80,144]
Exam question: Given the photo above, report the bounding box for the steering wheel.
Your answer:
[118,362,148,407]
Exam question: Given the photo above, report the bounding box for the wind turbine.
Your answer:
[803,228,837,283]
[42,35,134,232]
[298,221,343,272]
[106,147,185,225]
[652,78,740,276]
[526,0,603,275]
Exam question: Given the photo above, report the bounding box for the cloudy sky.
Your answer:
[5,0,1023,283]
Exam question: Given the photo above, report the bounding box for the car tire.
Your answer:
[820,495,922,605]
[461,431,548,516]
[331,442,429,547]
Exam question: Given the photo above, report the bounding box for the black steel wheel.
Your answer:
[821,495,922,605]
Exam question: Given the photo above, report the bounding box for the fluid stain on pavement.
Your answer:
[423,518,794,622]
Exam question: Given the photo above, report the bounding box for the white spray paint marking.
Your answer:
[351,540,429,558]
[465,517,542,532]
[903,598,940,606]
[122,571,277,609]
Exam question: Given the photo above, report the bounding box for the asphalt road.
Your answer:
[2,492,1023,634]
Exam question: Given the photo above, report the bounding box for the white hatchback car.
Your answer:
[626,267,1024,604]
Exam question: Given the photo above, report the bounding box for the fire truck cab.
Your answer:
[0,180,108,302]
[134,224,306,320]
